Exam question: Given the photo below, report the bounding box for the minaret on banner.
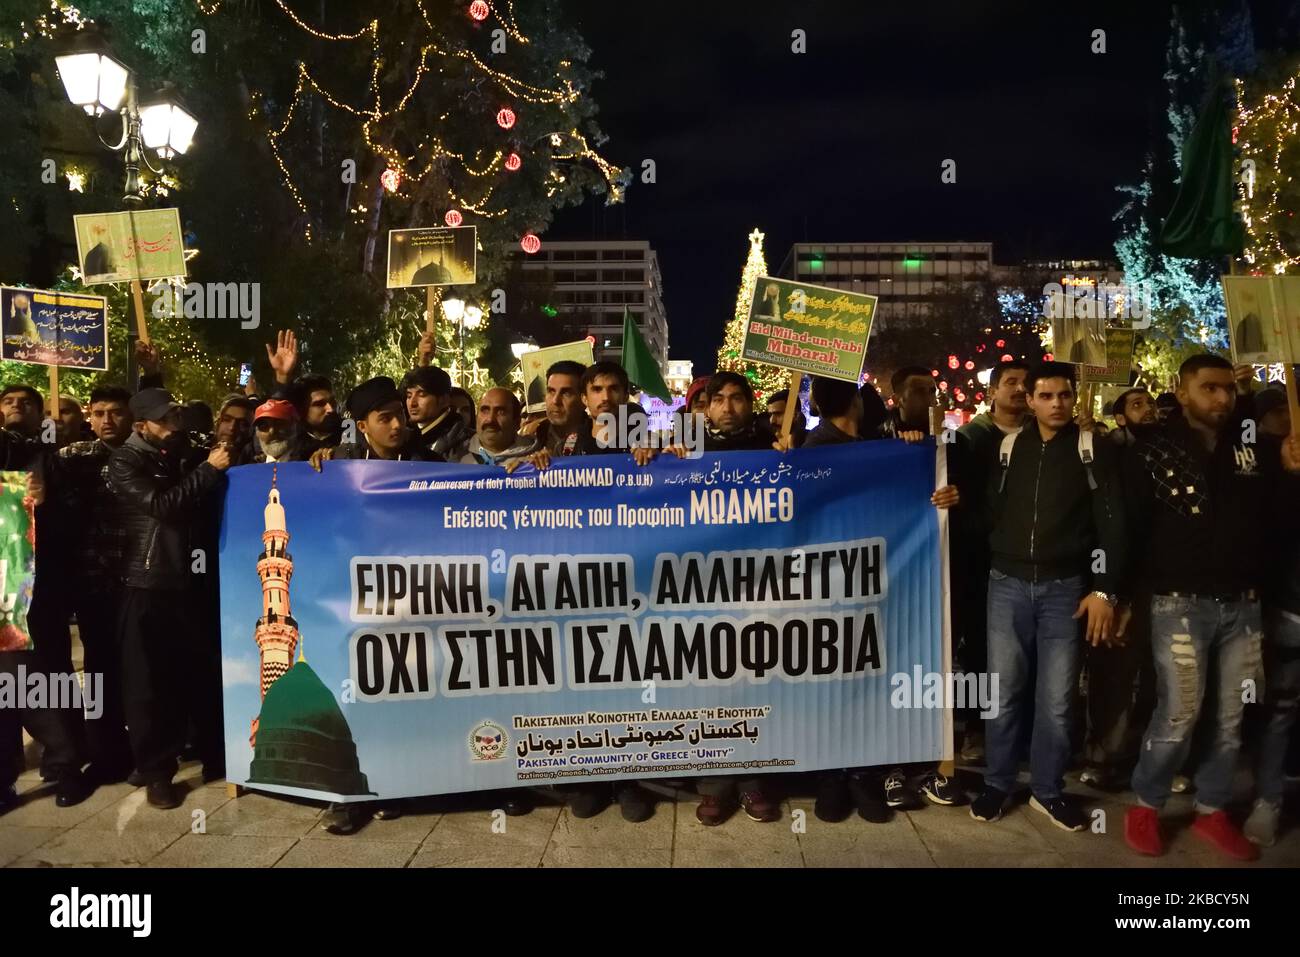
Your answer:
[250,467,300,745]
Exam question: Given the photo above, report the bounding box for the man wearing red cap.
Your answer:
[251,399,301,463]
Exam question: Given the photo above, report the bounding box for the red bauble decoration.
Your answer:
[976,391,985,401]
[496,108,516,130]
[1000,353,1014,362]
[469,0,490,20]
[964,360,975,370]
[947,355,959,370]
[930,369,940,377]
[504,152,522,171]
[380,167,402,192]
[1044,352,1054,361]
[520,232,541,254]
[585,335,596,346]
[444,209,463,227]
[995,338,1006,348]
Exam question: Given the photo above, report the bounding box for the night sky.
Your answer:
[550,0,1175,371]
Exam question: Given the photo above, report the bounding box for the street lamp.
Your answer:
[55,38,198,206]
[441,297,466,324]
[511,338,539,360]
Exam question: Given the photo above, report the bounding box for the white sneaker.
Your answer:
[1243,799,1280,848]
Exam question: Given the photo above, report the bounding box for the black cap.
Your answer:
[400,366,451,396]
[1255,387,1287,420]
[346,376,403,421]
[129,388,182,423]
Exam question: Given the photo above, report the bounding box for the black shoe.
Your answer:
[970,785,1009,823]
[883,768,910,808]
[201,765,226,784]
[145,780,181,810]
[567,785,610,819]
[0,785,18,816]
[615,782,654,823]
[502,791,533,817]
[127,770,148,788]
[848,773,894,823]
[373,802,403,821]
[814,774,853,823]
[40,766,57,783]
[918,771,961,806]
[1029,794,1087,832]
[54,771,92,808]
[321,803,364,835]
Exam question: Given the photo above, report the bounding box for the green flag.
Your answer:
[1157,74,1245,258]
[620,306,671,401]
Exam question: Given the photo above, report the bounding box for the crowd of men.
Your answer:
[1,329,1298,861]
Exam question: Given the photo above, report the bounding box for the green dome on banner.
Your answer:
[249,660,374,796]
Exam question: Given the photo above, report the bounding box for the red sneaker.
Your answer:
[1124,806,1164,856]
[739,789,781,823]
[695,794,734,827]
[1190,811,1259,862]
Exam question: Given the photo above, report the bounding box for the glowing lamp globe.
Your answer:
[520,232,541,254]
[380,167,402,192]
[444,208,463,227]
[469,0,490,21]
[504,152,522,171]
[496,108,516,130]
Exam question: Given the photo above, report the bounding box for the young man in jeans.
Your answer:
[1122,355,1300,860]
[970,362,1126,831]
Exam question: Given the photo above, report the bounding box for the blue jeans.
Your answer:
[1255,609,1300,804]
[1131,595,1263,811]
[984,570,1085,800]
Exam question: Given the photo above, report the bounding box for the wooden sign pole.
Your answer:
[1287,363,1300,443]
[780,371,802,441]
[47,364,58,421]
[425,286,437,337]
[130,279,149,342]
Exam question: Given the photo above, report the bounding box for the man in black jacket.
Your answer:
[108,388,231,809]
[402,366,471,460]
[1123,355,1300,860]
[0,385,92,813]
[970,361,1126,832]
[701,371,778,453]
[56,385,136,783]
[312,377,440,467]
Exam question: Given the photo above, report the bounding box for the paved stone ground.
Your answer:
[5,634,1298,867]
[4,763,1298,867]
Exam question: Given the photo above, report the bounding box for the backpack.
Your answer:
[998,428,1097,493]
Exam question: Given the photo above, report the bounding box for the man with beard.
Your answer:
[1109,388,1157,447]
[108,388,232,809]
[764,388,806,448]
[1123,355,1300,860]
[251,399,301,463]
[461,388,537,465]
[449,387,476,433]
[289,374,342,456]
[56,395,90,446]
[55,386,136,783]
[701,371,779,453]
[207,395,255,465]
[0,384,92,813]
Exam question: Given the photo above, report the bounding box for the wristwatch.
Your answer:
[1090,590,1118,607]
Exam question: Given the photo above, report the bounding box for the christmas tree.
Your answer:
[715,228,788,401]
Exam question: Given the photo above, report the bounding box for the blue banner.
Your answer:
[219,442,949,802]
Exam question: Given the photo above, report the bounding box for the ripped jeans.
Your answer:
[1255,609,1300,804]
[1131,594,1263,811]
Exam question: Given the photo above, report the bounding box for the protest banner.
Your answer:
[521,340,595,412]
[386,226,477,289]
[73,209,186,286]
[219,443,950,803]
[1083,327,1135,385]
[1,287,109,371]
[741,277,875,384]
[1050,308,1107,367]
[0,472,35,653]
[1222,275,1293,366]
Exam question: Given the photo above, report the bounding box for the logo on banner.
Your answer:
[470,721,508,760]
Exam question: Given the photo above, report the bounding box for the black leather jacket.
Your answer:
[107,432,225,590]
